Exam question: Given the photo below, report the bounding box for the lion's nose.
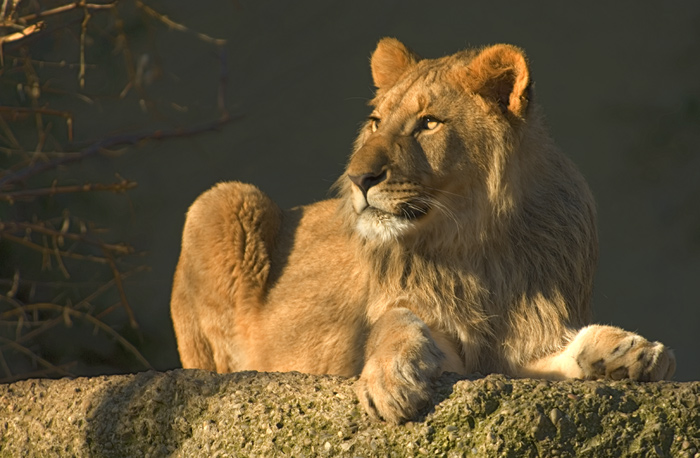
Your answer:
[348,170,387,194]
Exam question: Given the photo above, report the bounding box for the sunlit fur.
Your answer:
[171,38,675,424]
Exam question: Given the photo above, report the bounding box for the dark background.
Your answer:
[12,1,699,381]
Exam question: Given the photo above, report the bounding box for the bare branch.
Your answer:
[4,315,64,348]
[0,106,73,142]
[134,0,226,46]
[15,1,117,24]
[0,178,137,202]
[0,335,73,377]
[102,247,138,329]
[79,5,90,88]
[1,303,153,371]
[0,0,231,381]
[0,221,134,255]
[0,113,233,189]
[0,21,43,46]
[0,232,111,264]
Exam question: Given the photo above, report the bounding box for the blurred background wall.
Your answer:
[2,0,698,381]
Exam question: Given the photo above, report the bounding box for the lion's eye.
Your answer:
[369,117,380,133]
[418,116,441,131]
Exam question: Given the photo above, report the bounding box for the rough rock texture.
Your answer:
[0,369,698,457]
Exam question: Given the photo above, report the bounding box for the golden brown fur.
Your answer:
[171,38,675,423]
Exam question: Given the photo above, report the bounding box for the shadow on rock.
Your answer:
[86,369,229,457]
[84,369,370,456]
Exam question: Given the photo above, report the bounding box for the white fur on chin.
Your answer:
[355,210,413,243]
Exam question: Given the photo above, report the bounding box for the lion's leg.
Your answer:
[355,308,444,424]
[171,181,281,373]
[520,325,675,381]
[171,306,215,371]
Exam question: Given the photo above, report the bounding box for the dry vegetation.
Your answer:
[0,0,229,382]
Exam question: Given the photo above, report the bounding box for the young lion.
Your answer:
[171,38,676,423]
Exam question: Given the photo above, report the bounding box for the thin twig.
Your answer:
[0,294,28,316]
[0,232,111,264]
[16,1,117,24]
[0,303,153,370]
[3,55,98,69]
[6,270,19,298]
[0,106,73,142]
[34,119,52,153]
[0,113,233,189]
[3,315,64,348]
[0,179,137,202]
[0,278,102,288]
[79,4,90,88]
[0,221,134,254]
[0,0,9,22]
[0,149,83,160]
[0,335,73,377]
[134,0,226,46]
[102,247,137,329]
[51,235,71,278]
[0,116,21,150]
[0,21,44,45]
[78,265,148,312]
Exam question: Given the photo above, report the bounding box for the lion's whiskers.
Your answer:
[411,195,462,236]
[422,185,467,199]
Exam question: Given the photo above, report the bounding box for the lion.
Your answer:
[170,38,676,424]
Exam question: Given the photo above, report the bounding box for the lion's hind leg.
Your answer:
[171,181,282,373]
[521,325,675,382]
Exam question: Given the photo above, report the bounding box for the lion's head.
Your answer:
[338,38,534,246]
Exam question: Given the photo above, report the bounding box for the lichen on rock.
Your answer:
[0,369,698,457]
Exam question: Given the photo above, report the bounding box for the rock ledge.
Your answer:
[0,369,698,457]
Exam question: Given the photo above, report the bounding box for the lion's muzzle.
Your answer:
[348,170,387,195]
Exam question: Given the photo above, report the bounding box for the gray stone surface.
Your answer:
[0,369,698,457]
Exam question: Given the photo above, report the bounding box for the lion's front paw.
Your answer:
[355,308,443,424]
[574,325,676,381]
[355,352,439,424]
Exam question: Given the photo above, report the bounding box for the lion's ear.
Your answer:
[370,38,420,90]
[464,44,531,118]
